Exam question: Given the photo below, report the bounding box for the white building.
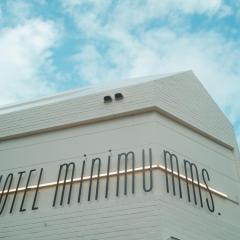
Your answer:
[0,71,239,240]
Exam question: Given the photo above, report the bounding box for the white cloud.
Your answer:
[62,0,229,35]
[7,0,32,22]
[0,19,59,105]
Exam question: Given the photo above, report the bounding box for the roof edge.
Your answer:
[0,71,187,115]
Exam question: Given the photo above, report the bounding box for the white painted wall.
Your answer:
[0,111,239,240]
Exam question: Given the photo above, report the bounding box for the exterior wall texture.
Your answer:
[0,71,239,240]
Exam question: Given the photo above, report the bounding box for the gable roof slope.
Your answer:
[0,71,236,150]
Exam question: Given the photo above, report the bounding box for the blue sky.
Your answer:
[0,0,239,146]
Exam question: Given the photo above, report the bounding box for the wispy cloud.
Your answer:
[0,0,63,105]
[0,18,59,104]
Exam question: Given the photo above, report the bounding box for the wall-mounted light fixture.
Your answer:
[168,237,181,240]
[103,95,112,103]
[114,93,124,100]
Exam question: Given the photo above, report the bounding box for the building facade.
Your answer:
[0,71,239,239]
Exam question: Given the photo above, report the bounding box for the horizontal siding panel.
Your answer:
[0,71,236,149]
